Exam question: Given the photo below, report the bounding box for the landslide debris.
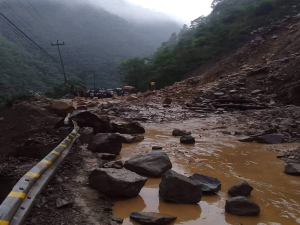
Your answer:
[130,14,300,143]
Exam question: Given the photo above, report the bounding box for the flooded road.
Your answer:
[113,118,300,225]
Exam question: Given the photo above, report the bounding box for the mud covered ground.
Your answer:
[0,96,300,225]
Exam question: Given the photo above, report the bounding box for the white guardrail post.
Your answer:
[0,121,80,225]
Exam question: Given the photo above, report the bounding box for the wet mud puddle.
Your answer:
[113,118,300,225]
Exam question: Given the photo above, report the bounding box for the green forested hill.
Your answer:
[0,33,63,93]
[118,0,300,91]
[0,0,180,93]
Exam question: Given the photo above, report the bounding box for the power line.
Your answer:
[0,12,59,63]
[25,0,59,38]
[0,0,41,45]
[24,0,78,67]
[19,0,55,42]
[17,0,49,37]
[0,15,24,38]
[0,0,33,29]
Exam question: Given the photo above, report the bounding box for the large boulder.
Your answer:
[50,100,75,117]
[189,174,221,193]
[225,196,260,216]
[88,169,147,197]
[228,181,253,197]
[130,212,177,225]
[159,170,202,204]
[88,133,122,154]
[254,134,284,144]
[180,135,195,144]
[70,110,112,133]
[124,151,172,177]
[284,163,300,176]
[172,129,191,136]
[112,122,145,134]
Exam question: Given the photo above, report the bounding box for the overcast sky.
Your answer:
[124,0,213,24]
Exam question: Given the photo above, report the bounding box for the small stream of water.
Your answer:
[113,119,300,225]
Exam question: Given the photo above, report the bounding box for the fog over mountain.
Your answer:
[54,0,178,24]
[0,0,181,91]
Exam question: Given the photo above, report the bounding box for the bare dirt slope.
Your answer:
[0,96,61,156]
[137,14,300,106]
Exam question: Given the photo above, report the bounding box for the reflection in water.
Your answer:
[113,195,146,218]
[158,199,201,224]
[114,119,300,225]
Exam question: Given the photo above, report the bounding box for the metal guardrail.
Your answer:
[0,121,80,225]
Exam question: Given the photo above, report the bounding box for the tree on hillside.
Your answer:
[116,57,147,90]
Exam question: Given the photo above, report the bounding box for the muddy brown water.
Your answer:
[113,118,300,225]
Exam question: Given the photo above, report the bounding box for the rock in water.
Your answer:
[130,212,177,225]
[189,174,221,193]
[238,136,255,142]
[180,135,195,144]
[284,163,300,176]
[134,135,145,142]
[118,133,136,143]
[112,122,145,134]
[88,133,122,154]
[225,196,260,216]
[69,110,112,133]
[228,181,253,197]
[172,129,191,136]
[159,170,202,204]
[124,151,172,177]
[88,169,147,197]
[254,134,284,144]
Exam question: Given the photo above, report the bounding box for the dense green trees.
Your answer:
[118,0,300,91]
[117,57,148,90]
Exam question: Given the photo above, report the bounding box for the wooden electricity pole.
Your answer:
[51,40,67,84]
[93,71,96,90]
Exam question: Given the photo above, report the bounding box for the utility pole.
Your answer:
[93,71,96,90]
[51,40,67,84]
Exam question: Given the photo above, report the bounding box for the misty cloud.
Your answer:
[52,0,180,25]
